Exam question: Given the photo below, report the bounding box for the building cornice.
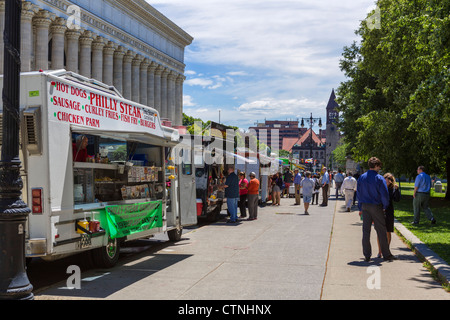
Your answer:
[36,0,190,73]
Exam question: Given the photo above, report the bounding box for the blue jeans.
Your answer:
[227,197,239,222]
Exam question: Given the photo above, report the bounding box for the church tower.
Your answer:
[325,89,340,169]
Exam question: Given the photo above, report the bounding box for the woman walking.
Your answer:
[272,172,283,206]
[377,173,401,258]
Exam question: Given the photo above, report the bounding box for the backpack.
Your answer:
[314,178,321,190]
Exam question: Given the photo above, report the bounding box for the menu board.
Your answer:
[47,77,164,137]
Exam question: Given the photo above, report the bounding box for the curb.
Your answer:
[394,219,450,288]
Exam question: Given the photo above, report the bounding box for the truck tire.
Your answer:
[91,237,120,268]
[168,226,182,242]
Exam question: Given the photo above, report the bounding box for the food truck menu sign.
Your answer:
[47,78,164,137]
[104,201,163,239]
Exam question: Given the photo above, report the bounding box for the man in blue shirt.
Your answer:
[413,166,436,225]
[293,169,302,205]
[357,157,396,262]
[320,167,329,206]
[224,166,240,223]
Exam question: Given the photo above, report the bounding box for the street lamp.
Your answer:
[0,0,34,300]
[300,113,322,172]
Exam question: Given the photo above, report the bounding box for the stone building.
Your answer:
[0,0,193,126]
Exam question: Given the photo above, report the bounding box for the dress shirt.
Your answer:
[415,172,431,193]
[322,172,330,185]
[357,170,390,211]
[294,173,302,184]
[341,176,357,192]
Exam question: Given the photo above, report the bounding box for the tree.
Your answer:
[336,0,450,199]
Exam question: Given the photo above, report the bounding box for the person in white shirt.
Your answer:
[341,172,357,212]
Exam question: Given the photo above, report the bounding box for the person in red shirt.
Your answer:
[73,135,89,162]
[238,172,248,218]
[247,172,260,220]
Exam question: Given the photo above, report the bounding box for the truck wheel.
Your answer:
[91,237,120,268]
[168,226,182,242]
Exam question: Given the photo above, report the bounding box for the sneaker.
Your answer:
[304,211,309,215]
[431,218,437,224]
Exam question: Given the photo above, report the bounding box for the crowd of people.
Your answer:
[223,157,438,263]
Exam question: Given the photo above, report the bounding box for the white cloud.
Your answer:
[183,95,196,107]
[151,0,374,128]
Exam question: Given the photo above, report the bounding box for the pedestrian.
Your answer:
[282,169,293,198]
[271,172,282,206]
[238,172,248,219]
[412,166,437,225]
[353,172,360,206]
[341,172,357,212]
[377,173,401,258]
[312,174,320,205]
[357,157,397,262]
[224,166,240,223]
[247,172,260,220]
[320,167,329,206]
[293,169,302,205]
[334,169,344,199]
[300,171,315,215]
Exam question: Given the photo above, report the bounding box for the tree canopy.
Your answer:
[336,0,450,198]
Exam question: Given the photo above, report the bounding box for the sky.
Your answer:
[150,0,377,130]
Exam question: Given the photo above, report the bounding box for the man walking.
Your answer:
[293,169,302,205]
[341,172,357,212]
[320,167,329,206]
[300,171,315,215]
[224,166,240,223]
[357,157,396,262]
[247,172,260,220]
[334,169,344,199]
[413,166,437,225]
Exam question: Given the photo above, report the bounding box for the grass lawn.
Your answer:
[394,182,450,265]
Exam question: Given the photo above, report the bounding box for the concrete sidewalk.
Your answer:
[34,188,449,300]
[321,193,450,300]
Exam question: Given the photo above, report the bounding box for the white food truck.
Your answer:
[0,70,197,268]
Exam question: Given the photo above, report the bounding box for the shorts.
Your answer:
[303,194,312,203]
[273,186,281,192]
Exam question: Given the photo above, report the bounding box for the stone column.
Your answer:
[113,46,125,93]
[175,74,185,126]
[160,67,169,119]
[50,17,66,70]
[167,71,176,123]
[103,41,116,86]
[33,10,52,71]
[139,58,150,105]
[20,2,36,72]
[122,50,134,100]
[153,64,163,114]
[131,54,143,103]
[91,36,105,82]
[65,29,81,73]
[79,31,94,78]
[147,62,157,107]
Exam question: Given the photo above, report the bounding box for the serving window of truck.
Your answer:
[0,70,196,268]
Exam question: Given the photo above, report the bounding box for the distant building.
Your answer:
[248,120,302,151]
[248,89,340,170]
[282,128,326,172]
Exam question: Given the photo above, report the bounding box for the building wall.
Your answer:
[0,0,192,126]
